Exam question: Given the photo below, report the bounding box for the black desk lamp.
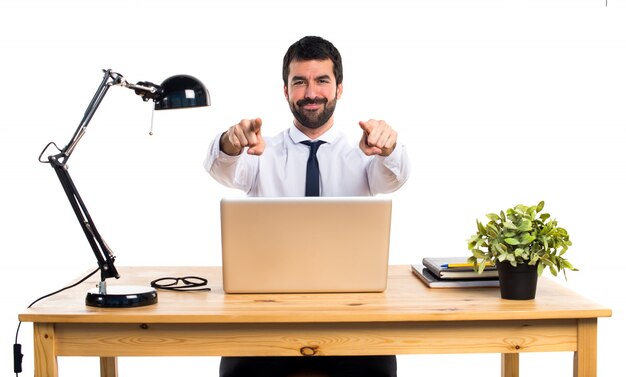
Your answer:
[38,69,210,308]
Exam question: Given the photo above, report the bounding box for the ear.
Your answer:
[336,83,343,100]
[284,85,289,100]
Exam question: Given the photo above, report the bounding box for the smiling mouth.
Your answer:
[297,98,327,110]
[302,103,322,111]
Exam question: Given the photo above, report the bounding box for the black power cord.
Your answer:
[13,267,99,376]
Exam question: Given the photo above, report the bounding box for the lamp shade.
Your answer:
[154,74,210,110]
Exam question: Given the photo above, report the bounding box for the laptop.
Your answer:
[220,197,392,294]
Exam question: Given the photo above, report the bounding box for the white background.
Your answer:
[1,0,624,376]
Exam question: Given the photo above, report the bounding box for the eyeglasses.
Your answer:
[150,276,211,292]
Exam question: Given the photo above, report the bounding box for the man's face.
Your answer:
[284,59,343,131]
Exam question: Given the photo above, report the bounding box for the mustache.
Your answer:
[296,97,328,107]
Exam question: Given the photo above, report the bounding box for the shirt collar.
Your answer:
[288,123,339,144]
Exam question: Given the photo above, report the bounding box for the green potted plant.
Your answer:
[467,201,576,300]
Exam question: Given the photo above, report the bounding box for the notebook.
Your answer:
[220,197,392,294]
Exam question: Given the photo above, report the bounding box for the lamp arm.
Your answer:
[36,68,207,307]
[62,70,119,161]
[43,69,159,286]
[48,154,120,282]
[43,69,124,284]
[61,70,163,161]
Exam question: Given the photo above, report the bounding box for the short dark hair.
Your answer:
[282,36,343,87]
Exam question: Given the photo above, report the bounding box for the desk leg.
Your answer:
[33,323,58,377]
[574,318,597,377]
[100,357,118,377]
[501,353,519,377]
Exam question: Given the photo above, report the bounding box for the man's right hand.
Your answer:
[220,118,265,156]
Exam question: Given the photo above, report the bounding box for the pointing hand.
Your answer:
[220,118,265,156]
[359,119,397,157]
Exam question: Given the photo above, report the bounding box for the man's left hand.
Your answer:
[359,119,397,157]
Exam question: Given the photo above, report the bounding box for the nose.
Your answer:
[304,82,318,99]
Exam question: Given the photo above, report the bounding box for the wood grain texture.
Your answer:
[574,318,598,377]
[53,319,577,357]
[99,357,117,377]
[501,353,520,377]
[33,323,58,377]
[20,266,611,377]
[19,266,612,324]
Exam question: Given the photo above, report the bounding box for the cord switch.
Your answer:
[14,343,23,373]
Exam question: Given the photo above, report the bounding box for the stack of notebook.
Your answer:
[411,257,499,288]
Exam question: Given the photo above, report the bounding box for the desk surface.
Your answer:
[19,265,611,324]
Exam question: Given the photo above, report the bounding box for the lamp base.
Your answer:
[86,285,158,308]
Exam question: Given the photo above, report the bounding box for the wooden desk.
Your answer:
[19,265,611,377]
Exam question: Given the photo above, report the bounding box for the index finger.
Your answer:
[240,118,263,142]
[251,117,263,132]
[359,120,372,134]
[246,118,265,155]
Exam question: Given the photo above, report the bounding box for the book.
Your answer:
[411,264,500,288]
[422,257,498,279]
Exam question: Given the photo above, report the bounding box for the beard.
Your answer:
[289,96,337,130]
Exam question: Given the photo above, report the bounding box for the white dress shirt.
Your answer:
[204,124,410,197]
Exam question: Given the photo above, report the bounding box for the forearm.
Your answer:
[367,143,411,195]
[204,133,254,191]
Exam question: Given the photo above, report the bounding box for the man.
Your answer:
[204,36,410,377]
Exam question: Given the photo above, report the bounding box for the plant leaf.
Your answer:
[486,213,500,221]
[537,201,545,212]
[503,221,517,230]
[478,261,487,274]
[537,263,545,276]
[504,238,520,245]
[518,219,533,232]
[520,234,536,245]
